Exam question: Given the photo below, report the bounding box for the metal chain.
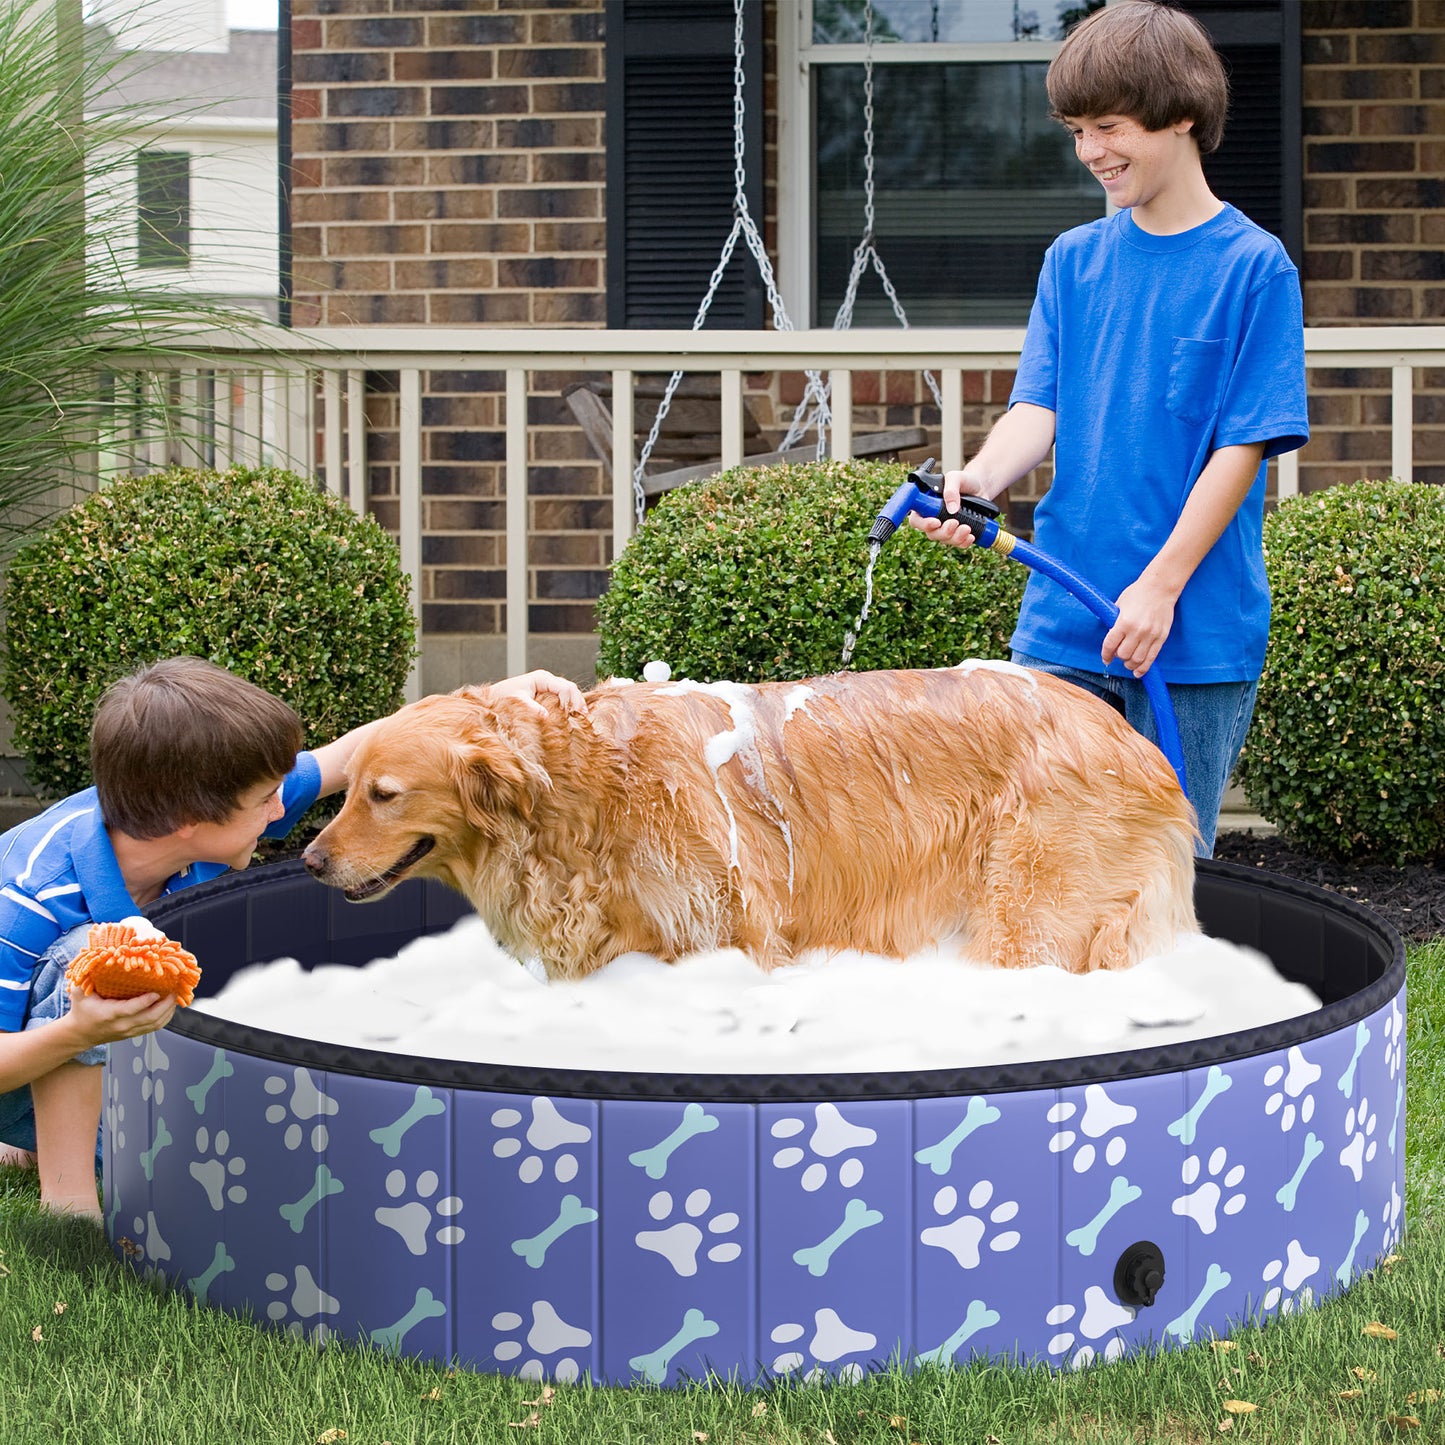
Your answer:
[632,0,941,522]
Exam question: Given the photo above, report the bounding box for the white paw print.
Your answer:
[1382,1180,1402,1248]
[189,1126,247,1210]
[131,1033,170,1104]
[920,1180,1021,1268]
[491,1098,590,1184]
[770,1103,876,1192]
[634,1188,740,1276]
[375,1169,465,1255]
[129,1210,171,1267]
[1047,1085,1135,1174]
[1383,1000,1404,1080]
[1045,1288,1134,1369]
[106,1072,126,1151]
[263,1067,336,1152]
[770,1309,875,1380]
[1264,1045,1321,1133]
[1340,1097,1378,1182]
[1261,1240,1319,1314]
[265,1264,338,1341]
[1172,1146,1245,1234]
[491,1300,591,1381]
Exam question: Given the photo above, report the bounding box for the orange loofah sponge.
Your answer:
[66,922,202,1007]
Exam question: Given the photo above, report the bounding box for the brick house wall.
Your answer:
[289,0,1444,687]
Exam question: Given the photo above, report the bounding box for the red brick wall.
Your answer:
[1300,0,1445,488]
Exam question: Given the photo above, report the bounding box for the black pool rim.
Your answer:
[148,857,1405,1104]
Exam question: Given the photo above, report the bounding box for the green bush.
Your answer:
[1237,478,1445,864]
[2,465,418,799]
[596,459,1026,683]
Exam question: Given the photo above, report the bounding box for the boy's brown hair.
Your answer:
[1046,0,1229,155]
[90,657,304,839]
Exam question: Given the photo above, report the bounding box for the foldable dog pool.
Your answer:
[104,858,1404,1383]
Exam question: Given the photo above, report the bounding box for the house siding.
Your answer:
[289,0,1443,671]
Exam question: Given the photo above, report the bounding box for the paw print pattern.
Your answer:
[1382,1000,1405,1080]
[1172,1146,1245,1234]
[769,1310,875,1381]
[106,1071,126,1152]
[920,1180,1021,1268]
[1047,1085,1135,1174]
[1263,1046,1321,1133]
[634,1188,740,1276]
[189,1126,247,1210]
[132,1033,171,1106]
[263,1067,337,1152]
[1341,1097,1378,1182]
[375,1169,465,1255]
[491,1098,590,1184]
[1045,1288,1134,1369]
[770,1103,876,1192]
[491,1301,591,1382]
[1260,1240,1319,1314]
[265,1264,339,1341]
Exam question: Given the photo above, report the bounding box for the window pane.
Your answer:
[136,150,190,269]
[813,0,1101,45]
[815,62,1101,324]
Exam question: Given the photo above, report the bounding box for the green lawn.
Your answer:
[5,941,1444,1445]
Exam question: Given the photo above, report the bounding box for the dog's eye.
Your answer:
[368,783,400,805]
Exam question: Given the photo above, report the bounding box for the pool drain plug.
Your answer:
[1113,1241,1166,1308]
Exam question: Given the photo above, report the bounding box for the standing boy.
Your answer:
[913,0,1308,852]
[0,657,583,1217]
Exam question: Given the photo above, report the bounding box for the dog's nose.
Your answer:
[302,845,328,879]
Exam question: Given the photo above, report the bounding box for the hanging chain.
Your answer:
[631,0,823,522]
[787,0,941,452]
[631,0,942,524]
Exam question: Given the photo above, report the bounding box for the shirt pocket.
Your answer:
[1165,336,1229,425]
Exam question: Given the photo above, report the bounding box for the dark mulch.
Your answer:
[1212,829,1445,944]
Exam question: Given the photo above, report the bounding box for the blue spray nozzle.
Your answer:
[867,458,1002,549]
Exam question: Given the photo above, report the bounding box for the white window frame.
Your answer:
[777,0,1108,327]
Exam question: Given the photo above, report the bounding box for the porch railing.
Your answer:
[101,324,1445,697]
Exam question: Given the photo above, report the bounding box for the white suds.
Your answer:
[194,923,1321,1077]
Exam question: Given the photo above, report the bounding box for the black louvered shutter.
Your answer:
[1180,0,1302,264]
[605,0,764,328]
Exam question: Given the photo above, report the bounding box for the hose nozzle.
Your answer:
[868,458,1003,549]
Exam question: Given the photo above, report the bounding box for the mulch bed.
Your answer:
[1212,829,1445,944]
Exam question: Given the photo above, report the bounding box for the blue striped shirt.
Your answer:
[0,753,322,1029]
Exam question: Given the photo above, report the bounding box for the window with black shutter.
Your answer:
[604,0,764,329]
[1180,0,1302,265]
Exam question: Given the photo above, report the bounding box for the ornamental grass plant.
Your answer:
[0,3,263,555]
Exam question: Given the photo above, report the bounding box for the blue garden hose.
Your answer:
[870,460,1190,801]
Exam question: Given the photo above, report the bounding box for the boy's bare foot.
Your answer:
[0,1143,38,1170]
[40,1192,103,1223]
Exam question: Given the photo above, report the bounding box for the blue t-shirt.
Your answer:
[0,752,322,1030]
[1009,204,1308,683]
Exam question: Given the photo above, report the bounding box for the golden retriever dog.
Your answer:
[302,665,1199,979]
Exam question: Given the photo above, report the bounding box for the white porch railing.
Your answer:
[101,324,1445,697]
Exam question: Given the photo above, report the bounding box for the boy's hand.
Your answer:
[490,669,588,716]
[1103,577,1178,677]
[65,987,177,1050]
[906,468,986,550]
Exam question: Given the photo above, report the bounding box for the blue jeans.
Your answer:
[1011,652,1257,856]
[0,927,107,1156]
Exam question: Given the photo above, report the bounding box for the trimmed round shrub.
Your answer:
[596,459,1026,683]
[2,465,418,799]
[1236,478,1445,864]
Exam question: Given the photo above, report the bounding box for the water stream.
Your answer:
[839,541,882,668]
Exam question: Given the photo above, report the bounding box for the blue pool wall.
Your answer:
[104,859,1405,1384]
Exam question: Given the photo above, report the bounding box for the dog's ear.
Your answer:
[449,717,552,829]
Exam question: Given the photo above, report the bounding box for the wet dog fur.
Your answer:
[303,664,1200,978]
